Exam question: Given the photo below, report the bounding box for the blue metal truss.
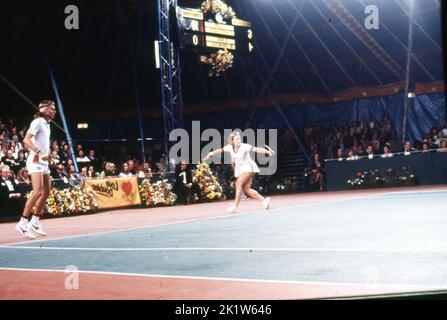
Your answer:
[158,0,184,161]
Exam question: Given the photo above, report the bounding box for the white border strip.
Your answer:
[1,246,445,253]
[0,266,444,290]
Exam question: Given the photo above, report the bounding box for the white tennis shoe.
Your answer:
[226,206,238,213]
[29,222,47,236]
[15,223,36,239]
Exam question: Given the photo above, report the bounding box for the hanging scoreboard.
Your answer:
[176,6,254,56]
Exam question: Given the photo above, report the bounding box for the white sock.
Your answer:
[19,217,29,225]
[30,215,40,225]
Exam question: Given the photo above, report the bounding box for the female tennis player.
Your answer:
[203,131,273,213]
[15,100,56,239]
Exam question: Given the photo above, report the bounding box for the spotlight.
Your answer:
[77,123,88,129]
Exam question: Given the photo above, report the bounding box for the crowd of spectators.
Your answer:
[300,116,447,160]
[0,116,250,216]
[0,116,175,216]
[293,116,447,191]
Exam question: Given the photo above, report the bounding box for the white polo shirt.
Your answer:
[27,117,51,155]
[223,143,253,165]
[223,143,260,177]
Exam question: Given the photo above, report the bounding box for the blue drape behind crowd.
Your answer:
[80,91,445,144]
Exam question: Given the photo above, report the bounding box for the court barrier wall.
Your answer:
[325,152,447,191]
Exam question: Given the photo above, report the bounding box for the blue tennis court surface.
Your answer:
[1,190,447,288]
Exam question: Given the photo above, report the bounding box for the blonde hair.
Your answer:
[227,131,241,145]
[105,162,116,171]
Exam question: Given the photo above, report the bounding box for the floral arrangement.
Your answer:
[139,179,155,207]
[200,0,236,19]
[201,48,234,77]
[193,162,226,201]
[199,1,236,76]
[26,187,98,216]
[139,179,177,207]
[347,166,416,189]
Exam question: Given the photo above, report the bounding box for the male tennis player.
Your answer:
[15,100,56,239]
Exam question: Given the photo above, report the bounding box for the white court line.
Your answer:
[1,246,446,253]
[0,266,444,290]
[4,189,444,248]
[378,190,447,196]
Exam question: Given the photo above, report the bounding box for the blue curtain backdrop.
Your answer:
[78,92,445,143]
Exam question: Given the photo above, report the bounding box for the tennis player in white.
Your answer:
[203,131,273,213]
[15,100,56,239]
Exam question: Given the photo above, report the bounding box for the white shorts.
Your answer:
[235,160,260,178]
[26,154,50,175]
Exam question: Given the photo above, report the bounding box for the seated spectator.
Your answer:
[65,159,74,171]
[421,142,431,153]
[422,136,437,150]
[51,150,60,165]
[346,149,358,161]
[371,134,380,152]
[76,150,90,165]
[68,164,76,175]
[119,162,133,178]
[174,161,200,204]
[18,125,27,140]
[137,162,153,179]
[336,148,344,161]
[438,140,447,153]
[8,142,18,159]
[0,166,22,216]
[80,166,88,178]
[14,150,27,174]
[1,150,19,172]
[360,144,375,159]
[442,121,447,138]
[16,168,32,196]
[59,144,70,165]
[381,143,393,158]
[356,145,365,158]
[433,131,446,148]
[52,140,59,151]
[87,150,99,171]
[87,166,97,178]
[101,162,117,178]
[51,163,70,189]
[430,127,439,142]
[127,160,137,175]
[403,140,415,155]
[11,134,23,152]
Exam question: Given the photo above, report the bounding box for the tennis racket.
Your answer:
[68,173,85,190]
